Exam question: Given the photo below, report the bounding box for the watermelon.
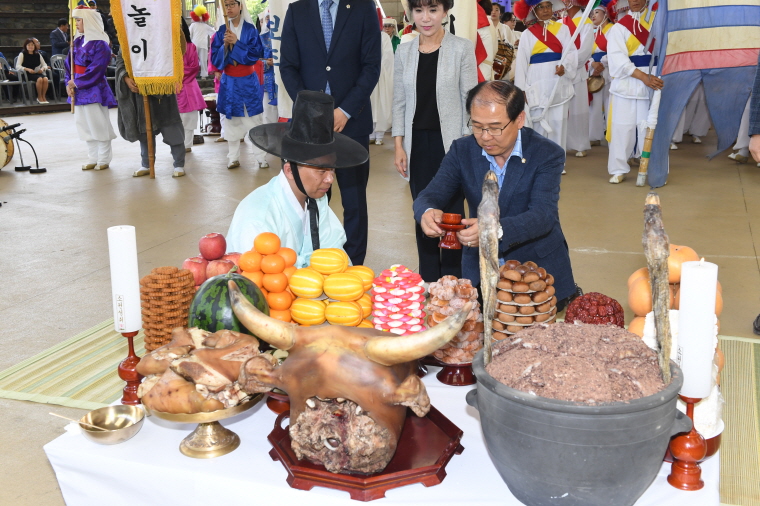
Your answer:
[188,272,269,336]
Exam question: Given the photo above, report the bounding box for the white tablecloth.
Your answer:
[44,370,719,506]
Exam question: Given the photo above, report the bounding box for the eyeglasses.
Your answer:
[224,3,238,8]
[468,119,512,137]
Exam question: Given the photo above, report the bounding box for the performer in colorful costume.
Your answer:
[383,18,401,52]
[562,0,593,158]
[513,0,577,153]
[259,9,278,125]
[178,18,207,153]
[587,0,614,146]
[189,5,215,78]
[605,0,661,184]
[228,92,366,266]
[211,0,268,169]
[65,2,117,171]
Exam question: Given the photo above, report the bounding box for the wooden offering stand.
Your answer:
[268,406,464,501]
[202,97,222,135]
[667,396,706,490]
[438,213,465,250]
[118,331,143,405]
[266,390,291,415]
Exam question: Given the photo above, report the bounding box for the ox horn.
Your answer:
[364,301,473,366]
[228,280,297,351]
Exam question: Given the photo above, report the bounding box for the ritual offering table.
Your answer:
[44,370,719,506]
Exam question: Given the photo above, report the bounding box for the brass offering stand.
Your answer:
[146,394,263,458]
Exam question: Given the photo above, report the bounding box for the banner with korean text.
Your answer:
[269,0,296,118]
[111,0,183,95]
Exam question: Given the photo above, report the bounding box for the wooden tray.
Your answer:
[268,406,465,501]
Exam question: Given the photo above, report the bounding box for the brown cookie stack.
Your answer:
[140,267,195,351]
[425,276,484,364]
[493,260,558,340]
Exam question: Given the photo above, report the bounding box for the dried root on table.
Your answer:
[137,327,262,413]
[426,276,484,364]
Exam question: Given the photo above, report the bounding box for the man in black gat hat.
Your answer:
[226,91,368,267]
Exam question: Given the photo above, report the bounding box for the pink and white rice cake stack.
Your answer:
[371,265,426,335]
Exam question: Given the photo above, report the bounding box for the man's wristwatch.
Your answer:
[497,225,503,240]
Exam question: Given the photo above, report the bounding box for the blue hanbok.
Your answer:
[211,20,264,119]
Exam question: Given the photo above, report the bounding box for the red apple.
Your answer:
[199,233,227,261]
[183,256,208,286]
[206,259,235,278]
[222,252,242,268]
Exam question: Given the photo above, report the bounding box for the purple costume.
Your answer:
[64,37,117,108]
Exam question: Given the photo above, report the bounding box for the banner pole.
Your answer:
[70,11,75,114]
[143,95,155,179]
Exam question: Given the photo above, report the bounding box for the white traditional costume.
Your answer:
[189,6,215,78]
[369,30,394,145]
[588,2,613,144]
[605,1,657,177]
[729,98,752,162]
[672,83,710,146]
[513,0,578,151]
[562,1,594,156]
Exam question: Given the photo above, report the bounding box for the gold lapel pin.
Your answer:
[347,4,351,7]
[521,158,526,163]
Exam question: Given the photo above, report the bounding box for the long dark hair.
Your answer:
[23,38,38,54]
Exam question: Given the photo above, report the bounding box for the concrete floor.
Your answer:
[1,110,758,504]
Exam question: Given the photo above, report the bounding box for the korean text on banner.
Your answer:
[270,0,296,119]
[111,0,183,95]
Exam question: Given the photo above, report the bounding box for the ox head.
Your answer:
[228,280,471,473]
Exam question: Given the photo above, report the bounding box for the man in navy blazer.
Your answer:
[413,81,577,307]
[50,19,70,56]
[279,0,381,265]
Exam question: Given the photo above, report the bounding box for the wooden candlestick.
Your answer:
[118,331,143,405]
[667,395,706,490]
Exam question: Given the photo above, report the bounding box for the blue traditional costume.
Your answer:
[65,4,117,170]
[259,9,278,125]
[210,1,268,168]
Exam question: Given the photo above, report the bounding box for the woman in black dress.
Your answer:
[16,38,50,103]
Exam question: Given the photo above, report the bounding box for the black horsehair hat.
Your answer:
[249,91,368,169]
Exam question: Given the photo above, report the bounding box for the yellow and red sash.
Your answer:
[592,22,613,54]
[562,14,592,49]
[618,10,656,55]
[528,21,564,56]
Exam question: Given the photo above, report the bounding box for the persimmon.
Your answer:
[627,316,646,338]
[239,250,262,272]
[628,277,674,317]
[278,247,297,267]
[672,283,722,315]
[261,254,286,274]
[283,266,297,280]
[263,272,288,293]
[242,270,263,288]
[267,291,293,311]
[627,267,649,288]
[259,286,269,298]
[254,232,281,255]
[667,244,699,283]
[269,309,292,322]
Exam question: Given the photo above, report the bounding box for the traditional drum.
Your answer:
[1,119,15,168]
[587,75,605,94]
[493,42,515,81]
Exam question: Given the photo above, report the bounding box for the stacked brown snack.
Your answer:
[140,267,195,351]
[493,260,557,340]
[426,275,484,364]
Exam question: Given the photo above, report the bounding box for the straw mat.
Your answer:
[0,319,145,411]
[719,336,760,506]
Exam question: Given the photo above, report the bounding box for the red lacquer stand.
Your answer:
[667,396,706,490]
[266,391,291,415]
[118,331,143,405]
[438,213,465,250]
[421,355,476,386]
[268,406,464,501]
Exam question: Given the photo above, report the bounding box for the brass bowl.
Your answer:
[79,405,145,445]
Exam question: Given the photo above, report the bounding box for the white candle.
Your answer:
[107,226,142,333]
[677,259,718,398]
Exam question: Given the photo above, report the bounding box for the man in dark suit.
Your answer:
[280,0,381,265]
[413,80,578,308]
[50,18,70,56]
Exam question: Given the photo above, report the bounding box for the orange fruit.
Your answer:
[259,286,269,298]
[278,247,297,267]
[285,287,297,300]
[667,244,699,283]
[254,232,281,255]
[242,270,263,288]
[627,316,646,338]
[263,272,288,293]
[267,291,293,311]
[239,250,262,272]
[269,309,292,322]
[261,254,286,274]
[283,265,297,280]
[627,267,648,288]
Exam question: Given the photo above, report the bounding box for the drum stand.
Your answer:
[14,135,45,174]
